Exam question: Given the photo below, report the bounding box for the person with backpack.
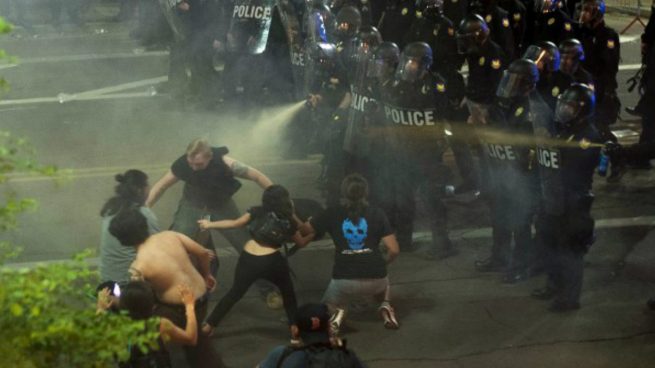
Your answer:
[257,303,366,368]
[197,185,314,336]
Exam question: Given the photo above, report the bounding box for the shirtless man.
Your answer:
[110,207,221,368]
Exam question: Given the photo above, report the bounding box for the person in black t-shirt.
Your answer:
[303,174,400,335]
[145,138,281,307]
[197,185,313,337]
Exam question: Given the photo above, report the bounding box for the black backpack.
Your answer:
[275,342,364,368]
[248,211,293,246]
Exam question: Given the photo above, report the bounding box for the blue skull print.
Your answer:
[341,218,369,250]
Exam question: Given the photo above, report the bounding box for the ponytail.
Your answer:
[340,174,369,223]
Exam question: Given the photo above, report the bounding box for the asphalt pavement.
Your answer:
[1,7,655,368]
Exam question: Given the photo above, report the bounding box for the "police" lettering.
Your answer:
[537,148,559,169]
[350,92,375,112]
[384,106,436,126]
[232,5,272,20]
[291,51,304,67]
[484,143,516,160]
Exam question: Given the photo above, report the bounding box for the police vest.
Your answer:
[232,4,272,20]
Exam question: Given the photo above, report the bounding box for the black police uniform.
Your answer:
[571,66,595,87]
[497,0,527,54]
[465,40,508,106]
[580,21,620,142]
[634,8,655,148]
[533,9,575,46]
[481,93,543,276]
[536,71,574,110]
[532,105,601,310]
[380,72,454,255]
[378,0,417,48]
[476,5,518,60]
[443,0,468,27]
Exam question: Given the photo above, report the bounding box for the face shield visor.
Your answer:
[496,71,532,99]
[395,56,426,83]
[367,57,395,79]
[555,99,581,125]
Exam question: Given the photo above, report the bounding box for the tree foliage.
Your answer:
[0,16,160,367]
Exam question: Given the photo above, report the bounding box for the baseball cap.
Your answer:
[295,303,331,344]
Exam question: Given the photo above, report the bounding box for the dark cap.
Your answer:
[295,303,331,344]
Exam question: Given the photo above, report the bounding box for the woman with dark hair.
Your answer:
[302,173,400,334]
[100,170,160,283]
[197,185,313,335]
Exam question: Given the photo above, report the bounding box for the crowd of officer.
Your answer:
[275,0,632,313]
[137,0,652,313]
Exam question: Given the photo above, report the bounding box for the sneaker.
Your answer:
[329,308,345,337]
[266,290,283,310]
[378,302,399,329]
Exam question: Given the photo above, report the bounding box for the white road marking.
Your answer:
[4,215,654,269]
[619,35,641,43]
[0,50,168,67]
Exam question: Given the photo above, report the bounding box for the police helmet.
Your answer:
[496,59,540,99]
[336,5,362,39]
[456,14,490,55]
[310,42,338,67]
[558,39,584,74]
[523,41,560,74]
[358,26,383,52]
[396,42,433,82]
[367,42,400,79]
[535,0,560,13]
[580,0,605,25]
[555,83,596,126]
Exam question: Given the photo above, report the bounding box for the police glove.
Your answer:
[603,141,624,160]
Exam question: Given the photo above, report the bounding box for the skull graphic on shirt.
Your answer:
[341,218,368,250]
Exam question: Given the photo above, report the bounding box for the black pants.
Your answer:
[538,213,590,304]
[206,251,298,327]
[156,298,226,368]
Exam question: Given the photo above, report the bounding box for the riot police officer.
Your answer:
[531,83,601,312]
[532,0,576,46]
[469,0,517,60]
[474,59,545,283]
[457,14,508,124]
[579,0,620,144]
[378,0,418,48]
[335,5,363,71]
[497,0,527,54]
[443,0,468,27]
[305,43,350,205]
[380,42,456,258]
[559,39,594,88]
[410,0,478,193]
[523,41,574,110]
[343,26,383,176]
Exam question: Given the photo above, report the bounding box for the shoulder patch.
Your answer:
[437,82,446,92]
[513,13,521,21]
[491,59,501,69]
[564,22,572,31]
[607,39,615,49]
[485,14,492,23]
[401,7,408,16]
[551,86,560,97]
[579,138,591,150]
[448,27,454,36]
[479,56,486,66]
[515,106,524,117]
[502,18,510,28]
[415,10,423,18]
[421,84,430,95]
[547,17,555,26]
